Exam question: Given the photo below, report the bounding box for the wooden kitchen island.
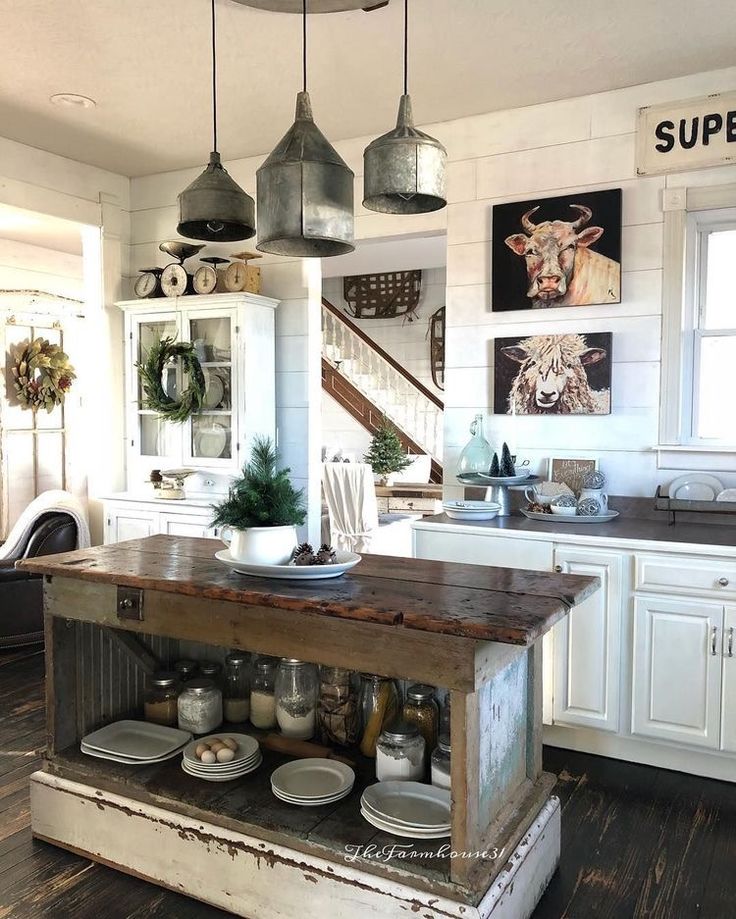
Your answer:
[19,535,598,919]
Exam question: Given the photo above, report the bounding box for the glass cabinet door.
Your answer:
[132,314,179,459]
[183,310,236,466]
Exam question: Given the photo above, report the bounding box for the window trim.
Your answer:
[659,182,736,454]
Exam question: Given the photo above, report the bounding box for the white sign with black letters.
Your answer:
[636,91,736,176]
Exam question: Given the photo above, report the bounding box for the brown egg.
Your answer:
[221,737,238,752]
[200,750,217,765]
[210,741,226,754]
[195,743,209,759]
[216,747,235,763]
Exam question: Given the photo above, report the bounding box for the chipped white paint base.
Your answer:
[30,772,560,919]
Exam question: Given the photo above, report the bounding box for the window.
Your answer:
[684,209,736,444]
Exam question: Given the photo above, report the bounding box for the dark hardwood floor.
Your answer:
[2,648,735,918]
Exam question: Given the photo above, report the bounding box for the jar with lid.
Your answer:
[223,651,250,723]
[174,659,198,683]
[177,678,222,734]
[376,718,425,782]
[317,666,359,746]
[431,735,451,790]
[250,656,278,729]
[359,674,399,758]
[403,684,439,756]
[198,661,223,690]
[143,671,181,726]
[275,659,319,740]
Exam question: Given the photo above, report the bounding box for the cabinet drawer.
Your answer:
[388,497,438,514]
[636,554,736,598]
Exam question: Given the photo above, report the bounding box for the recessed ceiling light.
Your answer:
[50,93,96,110]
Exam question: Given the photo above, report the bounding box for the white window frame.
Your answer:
[659,183,736,462]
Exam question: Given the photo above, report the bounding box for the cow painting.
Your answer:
[493,332,612,416]
[491,189,622,312]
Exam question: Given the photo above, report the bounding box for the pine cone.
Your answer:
[316,544,337,564]
[293,542,316,565]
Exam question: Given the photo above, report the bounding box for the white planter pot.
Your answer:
[223,525,298,566]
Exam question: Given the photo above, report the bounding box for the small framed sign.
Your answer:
[548,458,599,494]
[636,91,736,177]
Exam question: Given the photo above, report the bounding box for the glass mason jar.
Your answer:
[376,719,425,782]
[223,651,250,723]
[431,735,452,790]
[275,659,319,740]
[143,671,181,726]
[457,414,493,477]
[250,656,278,730]
[177,678,222,735]
[359,674,399,758]
[403,683,439,757]
[174,659,198,683]
[199,661,223,691]
[317,665,359,747]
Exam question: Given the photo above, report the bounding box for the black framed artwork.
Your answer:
[491,189,622,311]
[493,332,613,415]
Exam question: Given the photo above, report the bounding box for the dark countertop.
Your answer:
[414,511,736,552]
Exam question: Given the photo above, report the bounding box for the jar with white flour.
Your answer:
[275,659,318,740]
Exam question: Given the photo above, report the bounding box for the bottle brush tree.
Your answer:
[500,442,516,477]
[364,419,412,479]
[211,436,306,529]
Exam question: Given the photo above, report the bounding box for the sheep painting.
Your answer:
[492,189,622,312]
[494,333,612,415]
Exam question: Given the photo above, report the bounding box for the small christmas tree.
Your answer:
[500,443,516,477]
[490,452,500,476]
[365,419,412,481]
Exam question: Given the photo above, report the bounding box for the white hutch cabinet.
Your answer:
[103,293,278,543]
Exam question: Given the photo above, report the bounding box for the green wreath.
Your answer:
[137,337,206,423]
[11,337,76,413]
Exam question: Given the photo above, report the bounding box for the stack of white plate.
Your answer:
[442,500,501,521]
[81,720,191,765]
[361,782,451,839]
[181,733,262,782]
[271,758,355,806]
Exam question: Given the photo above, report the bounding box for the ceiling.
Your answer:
[0,205,84,255]
[1,0,735,177]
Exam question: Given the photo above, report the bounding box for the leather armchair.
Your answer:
[0,512,79,649]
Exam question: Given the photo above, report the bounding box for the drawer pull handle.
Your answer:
[728,627,734,659]
[554,565,563,573]
[718,577,730,587]
[711,626,718,656]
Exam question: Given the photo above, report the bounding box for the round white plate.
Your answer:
[215,549,361,581]
[361,796,450,831]
[521,509,620,524]
[668,473,723,501]
[361,782,451,828]
[443,501,500,521]
[183,734,260,767]
[181,755,261,782]
[195,422,227,458]
[184,751,261,771]
[716,488,736,503]
[202,372,225,410]
[271,758,355,799]
[272,785,354,807]
[360,808,450,839]
[184,758,261,776]
[471,471,532,485]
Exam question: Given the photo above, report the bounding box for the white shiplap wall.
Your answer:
[0,238,84,300]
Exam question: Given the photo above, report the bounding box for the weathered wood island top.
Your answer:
[21,536,599,919]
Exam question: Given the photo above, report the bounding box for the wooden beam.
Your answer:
[100,627,160,675]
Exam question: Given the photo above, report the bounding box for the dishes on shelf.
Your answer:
[181,734,262,782]
[668,474,724,502]
[521,509,620,524]
[81,720,191,764]
[215,549,361,580]
[716,488,736,503]
[194,422,228,458]
[202,372,226,410]
[271,758,354,806]
[442,500,500,521]
[460,470,532,485]
[360,782,451,838]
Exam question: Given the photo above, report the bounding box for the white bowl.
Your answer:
[550,505,577,517]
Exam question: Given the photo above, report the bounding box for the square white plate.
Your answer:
[80,742,186,765]
[82,721,192,759]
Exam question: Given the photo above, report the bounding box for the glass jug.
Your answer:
[457,414,492,477]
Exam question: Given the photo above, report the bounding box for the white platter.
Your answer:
[470,471,532,485]
[521,509,620,524]
[271,758,355,799]
[361,796,450,831]
[442,501,500,521]
[195,422,227,458]
[360,808,451,839]
[80,742,187,765]
[215,549,361,580]
[361,782,451,828]
[82,721,192,759]
[183,734,260,767]
[717,488,736,503]
[202,372,225,409]
[181,755,262,782]
[668,473,723,501]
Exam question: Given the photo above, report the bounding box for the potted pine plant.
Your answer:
[364,419,412,486]
[211,436,306,565]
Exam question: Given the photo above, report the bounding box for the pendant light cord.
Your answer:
[302,0,307,92]
[211,0,218,152]
[403,0,408,95]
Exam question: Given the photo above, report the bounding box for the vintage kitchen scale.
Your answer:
[159,242,204,297]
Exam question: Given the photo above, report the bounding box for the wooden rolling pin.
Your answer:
[261,733,355,767]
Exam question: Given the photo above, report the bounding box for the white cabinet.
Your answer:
[552,547,624,733]
[412,527,553,570]
[632,595,723,749]
[105,508,158,544]
[103,497,218,545]
[720,606,736,754]
[159,513,213,539]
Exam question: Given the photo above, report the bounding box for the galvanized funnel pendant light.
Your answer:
[178,0,256,242]
[363,0,447,214]
[256,0,354,257]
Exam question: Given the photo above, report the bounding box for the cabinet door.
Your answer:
[721,606,736,753]
[632,596,723,749]
[552,547,624,732]
[159,513,214,539]
[106,510,158,545]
